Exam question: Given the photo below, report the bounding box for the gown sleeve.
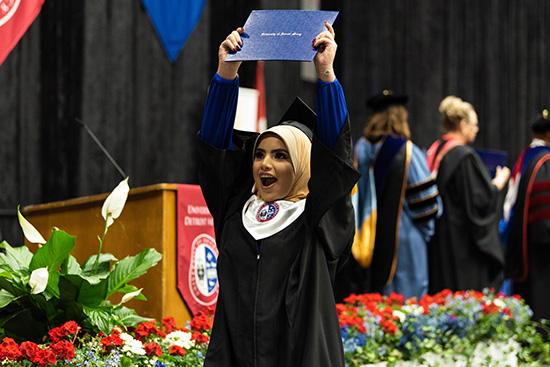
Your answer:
[200,73,239,149]
[404,144,441,241]
[456,152,505,265]
[198,74,257,241]
[307,79,361,270]
[316,78,348,151]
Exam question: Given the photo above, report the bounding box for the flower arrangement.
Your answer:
[0,178,162,343]
[0,307,214,366]
[1,179,549,366]
[338,290,550,367]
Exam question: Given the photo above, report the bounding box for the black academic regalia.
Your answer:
[198,120,360,367]
[428,145,504,294]
[505,150,550,322]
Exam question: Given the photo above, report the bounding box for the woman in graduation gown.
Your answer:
[197,23,360,367]
[502,109,550,322]
[336,91,441,301]
[426,95,510,294]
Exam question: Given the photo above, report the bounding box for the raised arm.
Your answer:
[313,22,347,151]
[200,28,244,149]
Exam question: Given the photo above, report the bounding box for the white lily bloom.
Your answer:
[17,209,46,245]
[29,267,49,294]
[101,177,130,228]
[120,288,142,304]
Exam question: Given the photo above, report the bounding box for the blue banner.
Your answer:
[141,0,206,62]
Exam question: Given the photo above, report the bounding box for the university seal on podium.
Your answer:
[188,233,219,306]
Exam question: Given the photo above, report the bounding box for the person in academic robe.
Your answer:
[501,109,550,322]
[426,95,510,294]
[334,91,441,301]
[197,23,360,367]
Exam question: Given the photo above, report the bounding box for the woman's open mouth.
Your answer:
[260,174,277,187]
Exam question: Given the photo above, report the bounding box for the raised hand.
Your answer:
[217,28,244,80]
[313,21,337,82]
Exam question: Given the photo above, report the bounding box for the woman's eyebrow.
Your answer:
[272,148,289,154]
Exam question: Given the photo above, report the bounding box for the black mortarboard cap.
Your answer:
[530,109,550,134]
[277,96,316,141]
[366,90,409,112]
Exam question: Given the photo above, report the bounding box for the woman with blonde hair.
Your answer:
[426,95,510,294]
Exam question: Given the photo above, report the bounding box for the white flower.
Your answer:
[102,177,130,228]
[29,267,49,294]
[493,298,506,309]
[165,330,194,349]
[120,288,142,305]
[401,304,422,315]
[17,208,46,245]
[393,310,406,323]
[119,332,146,355]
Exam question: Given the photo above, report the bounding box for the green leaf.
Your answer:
[0,306,48,343]
[120,356,137,367]
[0,241,33,271]
[107,248,162,297]
[81,253,118,276]
[83,305,113,334]
[113,306,153,328]
[29,230,75,272]
[44,270,60,299]
[60,255,83,276]
[0,289,15,308]
[59,274,108,307]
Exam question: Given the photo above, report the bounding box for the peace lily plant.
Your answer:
[0,178,162,344]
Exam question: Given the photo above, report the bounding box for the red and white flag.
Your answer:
[0,0,45,67]
[176,184,218,316]
[255,61,267,132]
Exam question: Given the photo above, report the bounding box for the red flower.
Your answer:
[191,331,210,344]
[135,321,166,340]
[162,317,180,333]
[20,341,40,360]
[386,292,405,306]
[144,342,163,357]
[482,302,499,315]
[33,349,56,366]
[100,332,124,352]
[190,312,213,332]
[343,293,383,305]
[380,319,398,335]
[48,326,66,343]
[61,321,80,336]
[169,345,187,356]
[0,337,24,360]
[49,340,75,361]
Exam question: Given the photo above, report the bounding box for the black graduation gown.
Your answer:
[505,150,550,322]
[428,144,504,294]
[198,121,360,367]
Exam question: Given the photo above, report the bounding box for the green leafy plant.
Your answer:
[0,178,162,343]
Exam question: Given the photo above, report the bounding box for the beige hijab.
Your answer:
[253,125,312,202]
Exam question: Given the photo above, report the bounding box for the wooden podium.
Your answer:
[22,183,193,329]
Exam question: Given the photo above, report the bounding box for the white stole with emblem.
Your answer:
[242,195,306,240]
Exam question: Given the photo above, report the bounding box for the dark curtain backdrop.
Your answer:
[0,0,548,245]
